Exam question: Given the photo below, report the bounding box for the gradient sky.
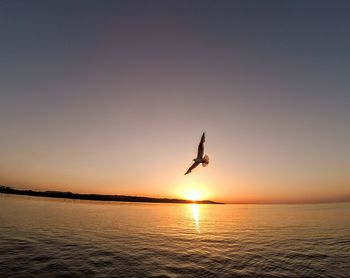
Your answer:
[1,1,349,203]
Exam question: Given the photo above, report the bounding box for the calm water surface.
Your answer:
[0,194,349,277]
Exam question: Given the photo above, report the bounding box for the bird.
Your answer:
[185,132,210,175]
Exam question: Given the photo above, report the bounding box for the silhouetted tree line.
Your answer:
[0,185,14,192]
[0,185,222,204]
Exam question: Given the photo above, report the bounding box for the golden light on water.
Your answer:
[190,204,200,233]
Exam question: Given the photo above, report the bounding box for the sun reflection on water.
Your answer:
[191,204,200,233]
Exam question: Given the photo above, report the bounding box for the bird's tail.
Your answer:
[202,154,209,167]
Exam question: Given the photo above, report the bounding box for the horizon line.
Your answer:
[1,184,349,205]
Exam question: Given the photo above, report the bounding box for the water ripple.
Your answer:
[0,195,349,277]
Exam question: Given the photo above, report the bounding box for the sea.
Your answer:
[0,194,349,277]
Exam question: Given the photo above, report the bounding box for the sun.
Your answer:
[175,177,211,202]
[185,190,202,201]
[184,190,202,201]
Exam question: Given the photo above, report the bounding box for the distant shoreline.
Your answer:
[0,186,223,204]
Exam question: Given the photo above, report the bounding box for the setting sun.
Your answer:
[184,190,202,201]
[174,177,212,201]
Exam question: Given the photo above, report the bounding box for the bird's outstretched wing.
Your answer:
[185,162,200,175]
[197,132,205,158]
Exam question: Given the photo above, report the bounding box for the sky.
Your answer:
[0,0,349,203]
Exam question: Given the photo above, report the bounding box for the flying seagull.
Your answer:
[185,132,210,175]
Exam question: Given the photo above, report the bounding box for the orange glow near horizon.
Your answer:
[184,190,201,201]
[175,177,212,201]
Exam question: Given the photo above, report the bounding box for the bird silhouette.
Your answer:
[185,132,210,175]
